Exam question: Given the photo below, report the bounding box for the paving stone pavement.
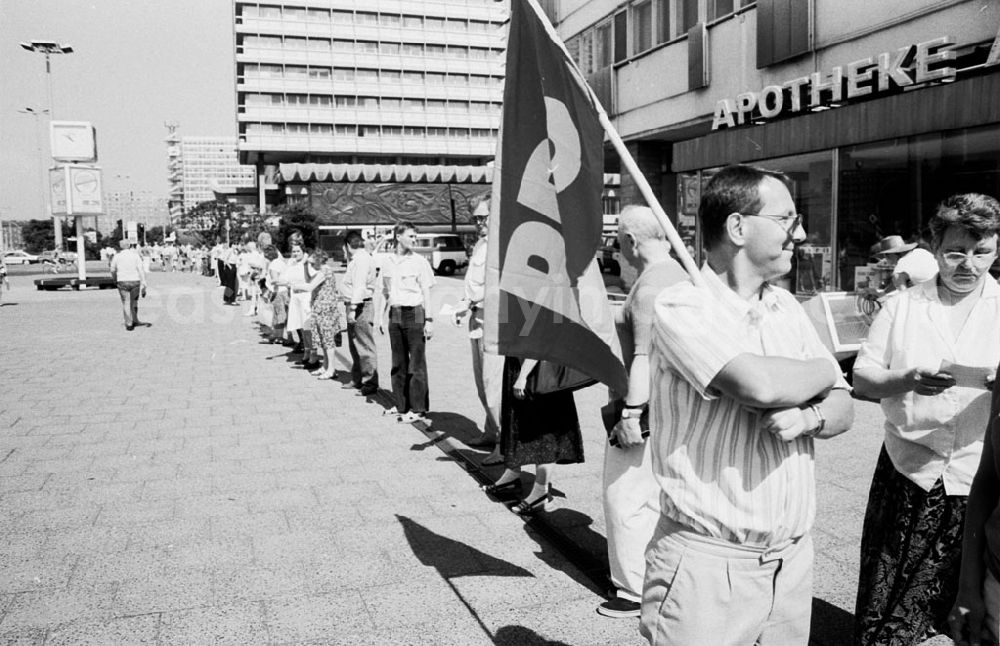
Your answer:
[0,268,947,645]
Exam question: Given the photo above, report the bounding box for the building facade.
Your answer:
[103,190,170,236]
[179,137,256,211]
[232,0,508,214]
[556,0,1000,294]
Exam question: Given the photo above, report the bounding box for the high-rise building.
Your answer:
[103,190,170,238]
[179,137,256,211]
[164,123,184,222]
[232,0,507,176]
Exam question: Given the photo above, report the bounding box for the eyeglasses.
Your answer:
[741,212,803,234]
[940,250,997,266]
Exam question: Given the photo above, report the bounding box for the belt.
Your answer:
[390,304,422,310]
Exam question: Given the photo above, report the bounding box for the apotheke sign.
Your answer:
[711,36,957,130]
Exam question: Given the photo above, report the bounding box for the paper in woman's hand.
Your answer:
[939,360,995,389]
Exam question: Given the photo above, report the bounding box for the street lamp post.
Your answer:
[17,107,51,240]
[21,40,73,252]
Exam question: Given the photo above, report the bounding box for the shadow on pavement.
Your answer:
[809,597,855,646]
[521,510,609,597]
[493,626,573,645]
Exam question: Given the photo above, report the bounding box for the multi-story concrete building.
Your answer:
[103,190,170,237]
[179,137,256,211]
[231,0,508,217]
[555,0,1000,294]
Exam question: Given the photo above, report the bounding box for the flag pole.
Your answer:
[521,0,706,288]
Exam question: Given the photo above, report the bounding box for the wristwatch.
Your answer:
[621,404,646,420]
[803,404,825,437]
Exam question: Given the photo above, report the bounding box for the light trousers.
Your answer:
[641,516,813,646]
[469,309,503,437]
[602,437,660,601]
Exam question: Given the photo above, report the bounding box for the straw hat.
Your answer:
[872,235,917,257]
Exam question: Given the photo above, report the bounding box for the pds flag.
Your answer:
[485,0,627,394]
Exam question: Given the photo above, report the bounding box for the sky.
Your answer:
[0,0,236,221]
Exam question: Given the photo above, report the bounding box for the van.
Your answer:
[373,233,470,275]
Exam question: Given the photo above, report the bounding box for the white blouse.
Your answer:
[854,278,1000,495]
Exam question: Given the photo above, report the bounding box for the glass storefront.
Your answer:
[676,123,1000,294]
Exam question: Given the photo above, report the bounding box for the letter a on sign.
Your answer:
[485,0,627,394]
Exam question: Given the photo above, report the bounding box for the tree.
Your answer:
[273,201,318,253]
[20,219,74,254]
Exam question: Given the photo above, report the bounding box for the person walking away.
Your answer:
[640,164,854,646]
[452,200,504,463]
[380,221,435,424]
[598,205,689,619]
[110,238,147,331]
[853,193,1000,645]
[0,255,9,305]
[340,230,379,395]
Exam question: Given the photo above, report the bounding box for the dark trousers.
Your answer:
[347,300,379,388]
[216,259,224,284]
[221,264,238,303]
[117,281,141,327]
[388,305,428,414]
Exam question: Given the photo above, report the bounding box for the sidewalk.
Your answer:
[0,270,908,645]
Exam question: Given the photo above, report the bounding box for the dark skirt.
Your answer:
[853,445,968,646]
[499,357,584,469]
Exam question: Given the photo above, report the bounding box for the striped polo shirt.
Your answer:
[649,265,849,547]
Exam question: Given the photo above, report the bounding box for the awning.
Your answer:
[279,163,621,186]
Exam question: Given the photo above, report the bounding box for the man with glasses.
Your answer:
[640,164,855,645]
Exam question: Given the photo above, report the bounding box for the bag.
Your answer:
[258,302,275,328]
[526,361,596,396]
[600,399,650,447]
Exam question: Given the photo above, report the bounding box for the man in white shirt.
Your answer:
[452,201,504,459]
[641,164,854,645]
[110,237,147,331]
[381,222,435,424]
[341,230,379,395]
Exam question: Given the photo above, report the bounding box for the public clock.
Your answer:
[50,121,97,162]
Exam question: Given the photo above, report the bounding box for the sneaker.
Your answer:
[398,411,430,425]
[596,597,641,618]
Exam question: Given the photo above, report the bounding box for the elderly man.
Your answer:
[640,164,854,645]
[599,205,689,618]
[110,237,147,331]
[453,200,504,462]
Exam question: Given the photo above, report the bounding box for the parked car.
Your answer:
[596,234,621,275]
[2,250,39,265]
[373,233,470,276]
[38,250,78,264]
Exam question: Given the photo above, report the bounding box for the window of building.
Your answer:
[403,127,424,137]
[306,9,329,22]
[426,99,447,111]
[426,44,446,56]
[311,95,332,106]
[448,128,470,138]
[333,69,354,81]
[359,126,380,137]
[357,96,379,109]
[403,71,424,83]
[468,47,488,60]
[286,37,307,50]
[335,96,357,107]
[471,128,493,138]
[355,41,378,54]
[403,98,424,111]
[284,7,305,21]
[259,6,281,19]
[270,94,283,105]
[310,124,333,134]
[446,45,467,58]
[308,68,331,79]
[380,42,400,55]
[381,70,401,82]
[446,18,467,31]
[335,125,356,136]
[286,66,308,79]
[288,124,309,134]
[402,15,423,28]
[447,100,469,111]
[468,75,488,87]
[426,17,445,30]
[260,64,283,78]
[594,21,613,68]
[380,14,401,27]
[469,101,488,112]
[332,10,352,24]
[356,12,378,25]
[632,0,653,54]
[332,40,354,52]
[468,20,489,33]
[707,0,734,20]
[680,0,699,32]
[383,126,403,136]
[356,69,379,82]
[446,73,466,85]
[427,127,447,137]
[307,39,332,52]
[381,98,402,110]
[426,72,446,84]
[402,43,424,56]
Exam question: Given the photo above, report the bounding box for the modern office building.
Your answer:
[178,137,256,211]
[231,0,508,220]
[103,190,170,236]
[554,0,1000,294]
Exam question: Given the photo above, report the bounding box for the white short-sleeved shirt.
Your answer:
[382,252,435,307]
[650,265,849,547]
[854,278,1000,495]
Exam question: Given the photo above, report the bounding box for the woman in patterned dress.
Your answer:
[307,249,345,380]
[852,193,1000,645]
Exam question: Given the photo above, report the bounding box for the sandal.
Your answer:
[481,479,521,497]
[382,407,400,417]
[513,491,552,515]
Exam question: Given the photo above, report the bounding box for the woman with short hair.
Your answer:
[853,193,1000,645]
